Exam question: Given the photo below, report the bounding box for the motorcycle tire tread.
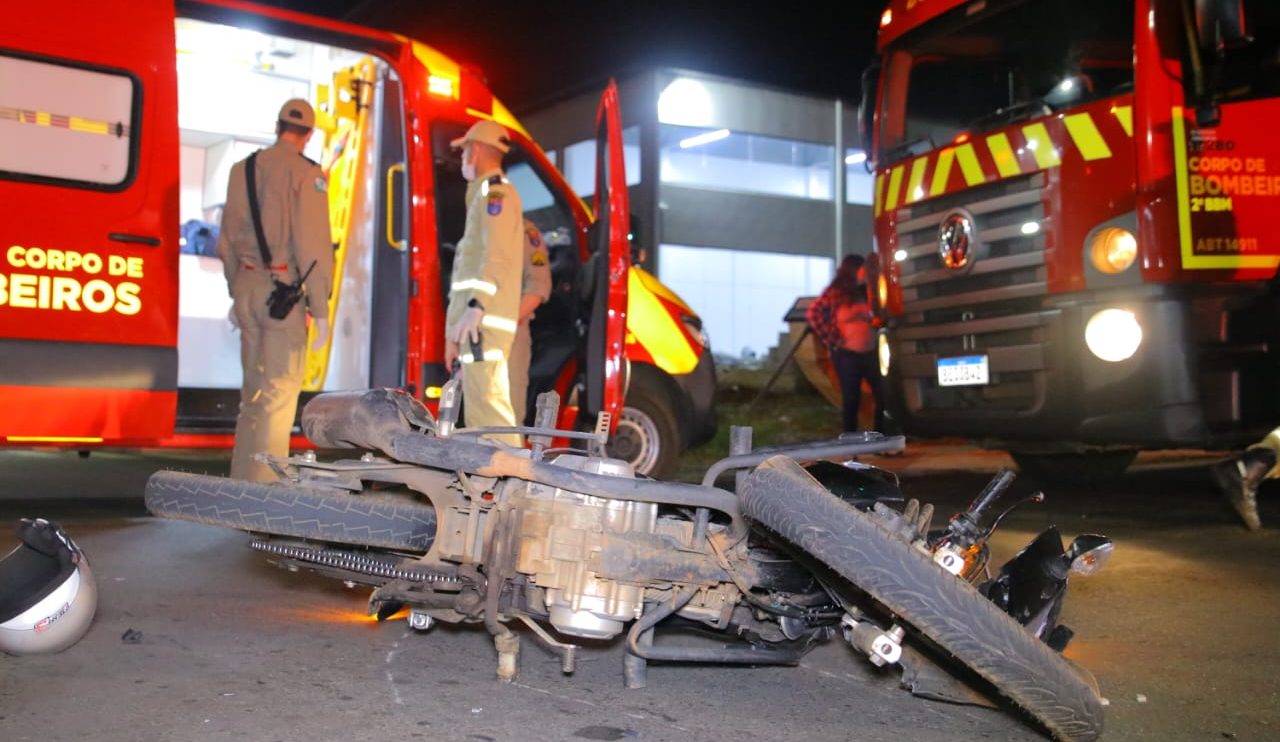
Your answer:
[739,455,1103,742]
[144,470,436,552]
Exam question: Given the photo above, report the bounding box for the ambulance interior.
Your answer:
[175,17,592,428]
[175,17,388,425]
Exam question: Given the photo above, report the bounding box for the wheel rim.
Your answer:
[607,405,660,475]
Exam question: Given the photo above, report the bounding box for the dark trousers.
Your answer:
[831,348,885,433]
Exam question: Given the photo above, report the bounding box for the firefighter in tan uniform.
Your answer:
[509,219,553,424]
[445,120,524,446]
[216,98,334,482]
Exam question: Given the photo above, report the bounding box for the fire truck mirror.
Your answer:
[858,62,881,167]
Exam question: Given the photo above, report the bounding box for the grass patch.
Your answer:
[671,367,842,483]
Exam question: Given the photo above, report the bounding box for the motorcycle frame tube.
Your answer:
[699,436,907,487]
[625,586,808,666]
[388,433,748,541]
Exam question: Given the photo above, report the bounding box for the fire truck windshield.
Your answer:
[878,0,1132,162]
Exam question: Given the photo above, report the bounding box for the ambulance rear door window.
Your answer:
[0,52,139,190]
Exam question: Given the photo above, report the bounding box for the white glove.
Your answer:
[227,305,240,331]
[448,305,484,346]
[311,316,330,352]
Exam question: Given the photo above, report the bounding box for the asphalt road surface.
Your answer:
[1,446,1277,741]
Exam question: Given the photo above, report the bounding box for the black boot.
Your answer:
[1212,448,1276,531]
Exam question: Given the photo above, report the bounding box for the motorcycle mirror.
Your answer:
[1065,535,1114,576]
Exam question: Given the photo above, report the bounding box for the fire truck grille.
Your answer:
[890,173,1049,415]
[894,173,1046,313]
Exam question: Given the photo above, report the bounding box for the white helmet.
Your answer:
[0,518,98,655]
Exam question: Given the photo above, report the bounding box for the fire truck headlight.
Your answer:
[1089,227,1137,274]
[1085,308,1143,362]
[680,313,708,349]
[878,332,892,376]
[877,274,889,308]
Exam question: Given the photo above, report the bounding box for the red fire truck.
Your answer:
[862,0,1280,478]
[0,0,716,479]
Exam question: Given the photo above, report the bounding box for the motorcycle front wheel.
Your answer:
[740,456,1103,742]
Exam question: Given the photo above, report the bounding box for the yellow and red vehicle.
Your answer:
[863,0,1280,477]
[0,0,715,479]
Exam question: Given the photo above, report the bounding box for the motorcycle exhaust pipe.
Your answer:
[300,389,432,452]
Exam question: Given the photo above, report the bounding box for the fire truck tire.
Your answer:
[1011,451,1137,486]
[144,471,436,552]
[608,376,681,480]
[741,455,1104,742]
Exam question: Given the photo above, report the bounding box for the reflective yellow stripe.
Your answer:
[0,107,126,137]
[1021,123,1060,169]
[884,165,905,211]
[873,172,885,217]
[632,265,693,313]
[930,148,955,196]
[627,269,699,375]
[1112,105,1133,137]
[481,314,517,333]
[955,143,986,186]
[1063,113,1113,161]
[7,436,103,443]
[451,279,497,296]
[460,349,506,364]
[986,133,1021,177]
[905,157,929,203]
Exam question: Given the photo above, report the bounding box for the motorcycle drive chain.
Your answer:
[250,540,462,587]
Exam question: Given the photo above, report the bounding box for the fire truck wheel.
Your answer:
[608,377,680,480]
[1010,451,1137,486]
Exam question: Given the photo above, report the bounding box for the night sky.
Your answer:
[255,0,886,113]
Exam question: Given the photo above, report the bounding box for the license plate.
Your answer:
[937,354,989,387]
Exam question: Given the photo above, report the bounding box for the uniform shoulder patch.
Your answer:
[524,222,542,247]
[485,177,507,216]
[314,176,328,193]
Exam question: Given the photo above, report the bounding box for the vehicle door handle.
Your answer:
[386,162,407,251]
[108,232,162,247]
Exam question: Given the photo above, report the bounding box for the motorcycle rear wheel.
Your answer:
[144,471,437,552]
[740,456,1103,742]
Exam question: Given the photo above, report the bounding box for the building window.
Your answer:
[660,125,834,200]
[658,244,832,362]
[560,126,641,198]
[845,148,875,205]
[0,53,137,189]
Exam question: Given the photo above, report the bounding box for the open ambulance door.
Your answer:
[582,81,631,432]
[0,0,179,444]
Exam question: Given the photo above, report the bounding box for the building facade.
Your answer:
[521,69,874,362]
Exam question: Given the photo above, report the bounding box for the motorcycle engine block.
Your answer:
[514,455,655,640]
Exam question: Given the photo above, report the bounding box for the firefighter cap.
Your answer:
[278,98,316,130]
[451,119,511,154]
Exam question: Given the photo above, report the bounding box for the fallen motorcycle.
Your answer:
[144,386,1111,741]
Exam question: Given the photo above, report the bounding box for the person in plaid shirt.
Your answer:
[806,254,884,433]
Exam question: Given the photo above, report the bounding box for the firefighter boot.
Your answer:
[1212,449,1276,531]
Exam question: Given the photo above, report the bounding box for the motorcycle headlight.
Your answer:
[1085,308,1142,362]
[1089,227,1137,274]
[1066,535,1114,576]
[877,332,891,376]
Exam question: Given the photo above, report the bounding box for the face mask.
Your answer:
[461,146,477,181]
